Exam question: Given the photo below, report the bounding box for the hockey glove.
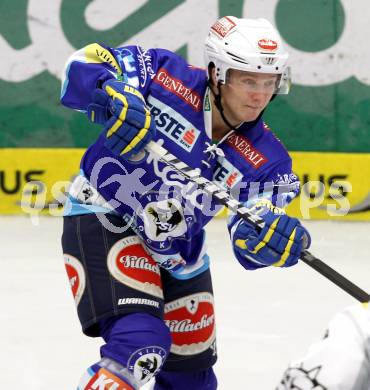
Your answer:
[231,200,311,270]
[87,80,156,159]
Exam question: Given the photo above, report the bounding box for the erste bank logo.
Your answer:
[147,96,200,152]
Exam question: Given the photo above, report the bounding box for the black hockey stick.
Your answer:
[147,141,370,303]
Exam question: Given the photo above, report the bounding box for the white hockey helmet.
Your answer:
[205,16,291,94]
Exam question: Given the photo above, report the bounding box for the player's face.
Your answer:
[221,69,278,123]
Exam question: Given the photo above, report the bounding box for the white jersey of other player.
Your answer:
[278,303,370,390]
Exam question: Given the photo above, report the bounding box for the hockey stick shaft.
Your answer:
[299,251,370,302]
[146,141,370,303]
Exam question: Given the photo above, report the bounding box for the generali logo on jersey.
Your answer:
[154,68,202,111]
[164,292,216,355]
[226,133,268,168]
[211,16,236,38]
[107,236,163,299]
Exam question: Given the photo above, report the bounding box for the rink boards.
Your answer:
[0,149,369,220]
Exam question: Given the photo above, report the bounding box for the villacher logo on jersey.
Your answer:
[164,292,216,355]
[166,314,214,333]
[64,254,86,306]
[120,255,160,275]
[154,68,202,111]
[107,236,164,299]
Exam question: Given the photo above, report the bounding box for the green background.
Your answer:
[1,0,369,152]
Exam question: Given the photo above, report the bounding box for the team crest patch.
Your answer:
[107,236,163,299]
[128,346,167,385]
[164,292,216,355]
[138,194,193,252]
[147,201,183,237]
[64,254,86,306]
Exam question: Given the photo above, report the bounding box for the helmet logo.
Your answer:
[258,39,278,52]
[211,16,236,38]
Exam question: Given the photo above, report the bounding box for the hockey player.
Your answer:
[61,16,311,389]
[277,303,370,389]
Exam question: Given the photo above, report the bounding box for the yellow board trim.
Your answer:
[0,150,369,218]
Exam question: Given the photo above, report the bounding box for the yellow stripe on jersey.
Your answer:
[84,43,122,74]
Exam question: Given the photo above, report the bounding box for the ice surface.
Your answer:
[0,216,369,389]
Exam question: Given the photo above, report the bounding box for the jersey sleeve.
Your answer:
[61,43,122,111]
[60,43,165,111]
[235,157,300,210]
[259,158,300,208]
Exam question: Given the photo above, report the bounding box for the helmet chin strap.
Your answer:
[209,80,238,130]
[208,80,266,132]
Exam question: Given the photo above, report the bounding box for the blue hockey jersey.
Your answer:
[61,43,300,278]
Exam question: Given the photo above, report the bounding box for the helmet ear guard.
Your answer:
[204,16,291,94]
[276,66,291,94]
[207,62,217,86]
